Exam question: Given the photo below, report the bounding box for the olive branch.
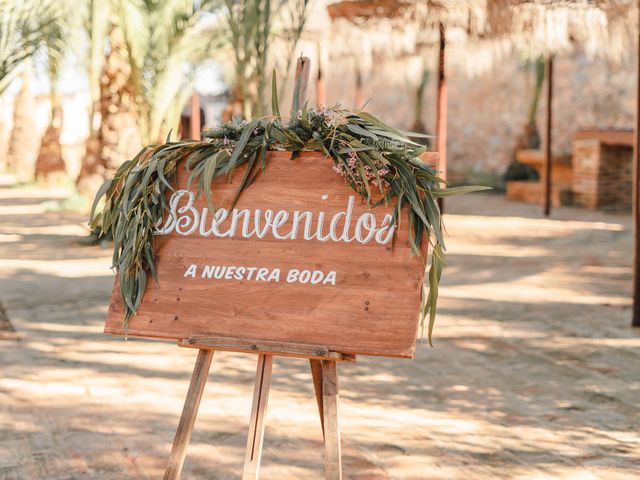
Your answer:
[90,78,488,345]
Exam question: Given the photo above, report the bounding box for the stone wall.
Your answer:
[323,49,636,184]
[573,139,633,211]
[1,48,635,187]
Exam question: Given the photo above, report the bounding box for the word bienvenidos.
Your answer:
[155,190,396,245]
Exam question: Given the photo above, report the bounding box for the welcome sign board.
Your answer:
[105,151,431,357]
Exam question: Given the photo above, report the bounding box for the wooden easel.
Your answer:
[163,336,354,480]
[163,57,348,479]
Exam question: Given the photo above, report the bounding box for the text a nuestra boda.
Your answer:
[155,190,401,286]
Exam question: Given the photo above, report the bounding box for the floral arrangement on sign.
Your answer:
[90,78,487,344]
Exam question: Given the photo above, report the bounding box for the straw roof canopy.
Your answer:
[326,0,637,80]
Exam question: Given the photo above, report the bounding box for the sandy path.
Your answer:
[0,178,638,479]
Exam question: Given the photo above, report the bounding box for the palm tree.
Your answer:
[5,67,38,180]
[223,0,310,120]
[76,22,139,195]
[34,12,69,180]
[0,0,62,173]
[76,0,138,195]
[0,0,59,95]
[77,0,223,194]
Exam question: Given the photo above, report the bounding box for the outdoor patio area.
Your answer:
[1,177,638,480]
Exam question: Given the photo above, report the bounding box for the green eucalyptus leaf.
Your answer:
[431,186,492,197]
[91,75,485,338]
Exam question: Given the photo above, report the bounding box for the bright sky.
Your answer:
[6,56,227,99]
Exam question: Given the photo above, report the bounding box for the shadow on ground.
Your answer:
[1,187,639,479]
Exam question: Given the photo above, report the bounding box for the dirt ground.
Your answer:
[0,176,638,480]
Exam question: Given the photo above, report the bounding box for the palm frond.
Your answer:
[0,0,61,94]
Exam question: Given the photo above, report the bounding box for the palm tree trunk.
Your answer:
[34,106,66,180]
[6,68,39,182]
[76,25,138,195]
[35,48,66,181]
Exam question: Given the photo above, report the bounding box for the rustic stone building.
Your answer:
[321,49,635,186]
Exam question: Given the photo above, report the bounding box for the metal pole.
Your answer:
[436,22,447,212]
[543,55,553,217]
[632,0,640,327]
[190,92,201,140]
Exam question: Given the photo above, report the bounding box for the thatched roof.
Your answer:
[325,0,636,79]
[487,0,633,60]
[327,0,488,33]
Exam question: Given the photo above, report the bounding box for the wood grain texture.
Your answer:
[291,56,311,113]
[322,360,342,480]
[242,354,273,480]
[105,151,436,357]
[163,349,213,480]
[179,335,355,362]
[310,359,325,438]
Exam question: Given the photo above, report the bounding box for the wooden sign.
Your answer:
[105,151,430,358]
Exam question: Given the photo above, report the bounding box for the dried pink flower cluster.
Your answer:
[333,151,390,190]
[317,105,347,128]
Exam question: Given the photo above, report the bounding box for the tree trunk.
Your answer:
[6,68,39,181]
[0,117,8,172]
[76,26,139,196]
[34,106,66,181]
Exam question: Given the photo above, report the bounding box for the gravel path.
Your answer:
[1,177,638,479]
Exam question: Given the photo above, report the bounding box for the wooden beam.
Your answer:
[164,349,213,480]
[316,43,326,108]
[190,92,201,141]
[543,55,554,217]
[322,361,342,479]
[435,22,447,212]
[291,56,311,115]
[242,354,274,480]
[316,65,325,107]
[309,359,325,437]
[633,0,640,328]
[574,129,633,146]
[179,336,356,362]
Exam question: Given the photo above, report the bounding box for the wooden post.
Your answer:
[309,359,325,437]
[316,63,326,108]
[435,22,447,212]
[164,349,214,480]
[543,55,554,217]
[316,42,326,108]
[242,354,274,480]
[322,360,341,480]
[190,92,201,141]
[633,0,640,328]
[291,56,311,115]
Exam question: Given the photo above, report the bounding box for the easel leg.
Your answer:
[322,360,342,480]
[242,353,274,480]
[309,359,325,437]
[164,349,214,480]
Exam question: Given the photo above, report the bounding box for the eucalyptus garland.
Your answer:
[90,80,487,345]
